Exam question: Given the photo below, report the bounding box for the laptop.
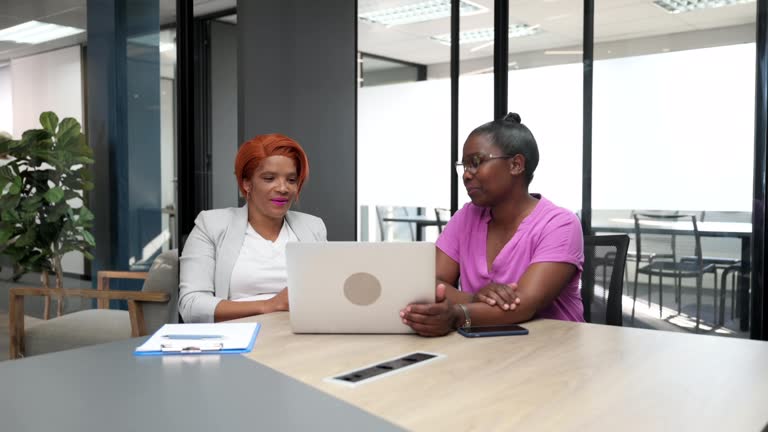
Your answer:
[286,242,436,333]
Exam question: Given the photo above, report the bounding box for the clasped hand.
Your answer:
[473,282,521,311]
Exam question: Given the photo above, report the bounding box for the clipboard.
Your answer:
[134,322,261,356]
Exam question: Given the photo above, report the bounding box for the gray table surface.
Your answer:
[0,337,403,432]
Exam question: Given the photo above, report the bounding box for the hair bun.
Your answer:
[503,112,522,123]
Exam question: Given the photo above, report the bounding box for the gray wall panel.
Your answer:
[210,21,239,209]
[237,0,356,240]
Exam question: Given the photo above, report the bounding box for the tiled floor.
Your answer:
[592,279,749,338]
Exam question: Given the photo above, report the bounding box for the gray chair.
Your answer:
[9,249,179,359]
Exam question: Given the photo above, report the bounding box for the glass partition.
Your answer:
[593,0,756,337]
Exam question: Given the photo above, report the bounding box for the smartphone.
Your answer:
[457,324,529,338]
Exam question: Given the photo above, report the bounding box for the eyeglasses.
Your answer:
[455,153,516,176]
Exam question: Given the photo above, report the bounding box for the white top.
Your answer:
[229,222,298,301]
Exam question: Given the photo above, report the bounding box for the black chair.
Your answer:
[679,252,740,327]
[631,213,717,331]
[679,211,744,326]
[593,252,617,303]
[684,259,749,327]
[582,210,620,302]
[625,210,677,297]
[434,208,451,233]
[719,263,743,323]
[583,234,630,327]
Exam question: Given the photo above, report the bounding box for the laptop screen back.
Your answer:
[286,242,435,333]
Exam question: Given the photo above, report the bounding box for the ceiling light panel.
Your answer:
[0,21,84,45]
[359,0,487,26]
[431,24,540,45]
[652,0,755,14]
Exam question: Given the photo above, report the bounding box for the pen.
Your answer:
[162,335,224,340]
[160,342,224,352]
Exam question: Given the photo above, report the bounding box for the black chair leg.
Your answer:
[599,264,606,303]
[631,270,640,324]
[713,271,718,327]
[624,265,630,296]
[674,275,679,303]
[695,275,702,333]
[647,273,652,307]
[658,274,663,318]
[733,275,741,318]
[731,272,736,320]
[720,270,728,326]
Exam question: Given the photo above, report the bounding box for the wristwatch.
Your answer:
[457,304,471,329]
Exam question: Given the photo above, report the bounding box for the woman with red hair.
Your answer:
[179,134,326,323]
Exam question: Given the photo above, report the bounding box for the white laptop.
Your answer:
[286,242,435,334]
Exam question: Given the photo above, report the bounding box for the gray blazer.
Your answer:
[178,205,327,323]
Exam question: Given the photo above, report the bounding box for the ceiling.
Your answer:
[0,0,235,63]
[0,0,757,65]
[358,0,757,65]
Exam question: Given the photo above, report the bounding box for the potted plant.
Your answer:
[0,112,95,317]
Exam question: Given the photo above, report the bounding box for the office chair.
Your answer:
[434,208,451,233]
[583,234,630,326]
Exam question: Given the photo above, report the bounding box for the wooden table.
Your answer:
[593,218,753,331]
[241,312,768,431]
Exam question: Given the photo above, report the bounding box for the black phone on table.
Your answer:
[457,324,529,338]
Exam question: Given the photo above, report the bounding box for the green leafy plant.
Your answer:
[0,112,95,290]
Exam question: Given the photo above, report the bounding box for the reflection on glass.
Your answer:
[160,28,177,252]
[357,0,453,241]
[593,0,756,337]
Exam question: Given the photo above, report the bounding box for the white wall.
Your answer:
[512,63,583,211]
[11,45,85,275]
[0,65,12,136]
[358,78,451,209]
[456,63,583,211]
[358,42,754,217]
[11,46,83,134]
[358,64,581,212]
[593,43,754,211]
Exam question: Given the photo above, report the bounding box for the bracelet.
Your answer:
[457,304,471,329]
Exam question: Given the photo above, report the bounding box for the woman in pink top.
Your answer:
[400,113,584,336]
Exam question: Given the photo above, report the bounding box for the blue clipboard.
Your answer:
[134,323,261,356]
